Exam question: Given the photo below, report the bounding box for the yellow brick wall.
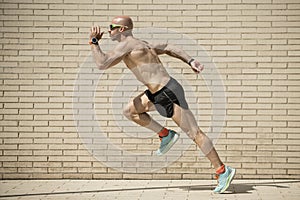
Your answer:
[1,0,300,179]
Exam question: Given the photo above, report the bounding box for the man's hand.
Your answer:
[190,60,204,74]
[89,25,104,41]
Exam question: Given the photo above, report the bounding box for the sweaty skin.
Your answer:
[89,16,223,170]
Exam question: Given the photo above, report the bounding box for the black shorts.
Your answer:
[145,77,189,118]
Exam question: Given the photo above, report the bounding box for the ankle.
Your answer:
[158,128,169,140]
[216,164,225,174]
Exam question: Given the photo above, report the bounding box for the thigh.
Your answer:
[131,92,156,114]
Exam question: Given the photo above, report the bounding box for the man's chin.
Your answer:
[110,35,117,41]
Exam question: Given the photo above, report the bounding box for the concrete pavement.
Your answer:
[0,179,299,200]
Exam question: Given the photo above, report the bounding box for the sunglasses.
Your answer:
[109,24,128,31]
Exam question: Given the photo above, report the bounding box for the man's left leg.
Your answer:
[123,93,163,133]
[123,93,179,155]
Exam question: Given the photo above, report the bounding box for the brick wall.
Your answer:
[1,0,300,179]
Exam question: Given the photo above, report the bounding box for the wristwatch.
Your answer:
[188,58,195,66]
[89,37,99,45]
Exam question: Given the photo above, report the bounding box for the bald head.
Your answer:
[111,16,133,30]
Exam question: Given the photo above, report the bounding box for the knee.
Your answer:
[185,128,200,140]
[123,103,136,120]
[193,131,213,148]
[188,129,212,148]
[193,131,205,142]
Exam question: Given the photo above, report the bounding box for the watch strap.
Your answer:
[188,58,195,66]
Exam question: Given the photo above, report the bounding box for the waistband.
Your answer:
[148,77,175,96]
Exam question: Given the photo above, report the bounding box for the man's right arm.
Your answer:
[151,42,204,73]
[151,43,192,64]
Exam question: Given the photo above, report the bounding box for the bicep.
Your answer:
[103,51,124,68]
[151,43,181,56]
[151,42,168,55]
[150,42,191,64]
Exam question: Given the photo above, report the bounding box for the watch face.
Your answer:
[92,38,98,44]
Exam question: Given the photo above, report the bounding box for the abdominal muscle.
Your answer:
[123,47,171,94]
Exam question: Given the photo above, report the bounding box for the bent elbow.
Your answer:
[97,65,106,70]
[97,62,114,70]
[96,63,108,70]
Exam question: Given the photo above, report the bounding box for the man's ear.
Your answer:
[119,27,125,32]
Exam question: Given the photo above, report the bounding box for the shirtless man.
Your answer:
[89,16,235,193]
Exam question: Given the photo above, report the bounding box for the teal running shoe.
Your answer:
[213,166,236,194]
[156,130,179,156]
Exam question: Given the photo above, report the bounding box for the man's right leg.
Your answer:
[171,104,235,193]
[171,104,223,169]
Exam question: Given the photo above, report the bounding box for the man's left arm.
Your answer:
[89,26,128,70]
[151,43,204,73]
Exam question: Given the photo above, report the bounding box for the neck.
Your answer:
[119,32,133,42]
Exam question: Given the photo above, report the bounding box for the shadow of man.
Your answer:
[181,180,296,194]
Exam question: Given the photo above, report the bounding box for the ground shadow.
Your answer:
[0,180,298,198]
[182,180,294,194]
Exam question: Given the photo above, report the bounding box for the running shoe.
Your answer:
[213,166,236,194]
[156,130,179,156]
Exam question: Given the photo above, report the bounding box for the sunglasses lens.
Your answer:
[109,24,123,31]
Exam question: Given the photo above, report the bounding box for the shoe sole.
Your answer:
[220,168,236,194]
[156,133,179,156]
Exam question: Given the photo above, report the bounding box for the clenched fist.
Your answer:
[190,60,204,74]
[89,26,104,41]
